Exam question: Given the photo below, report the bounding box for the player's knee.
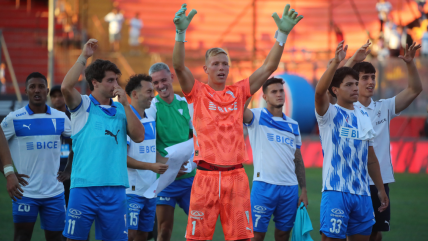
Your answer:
[14,231,33,241]
[370,231,382,241]
[158,225,173,240]
[44,230,62,241]
[252,231,266,241]
[274,229,290,241]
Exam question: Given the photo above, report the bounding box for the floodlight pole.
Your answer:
[47,0,55,89]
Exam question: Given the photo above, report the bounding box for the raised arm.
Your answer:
[112,85,145,143]
[394,43,423,113]
[315,41,347,116]
[367,146,389,212]
[61,39,98,110]
[344,40,371,68]
[294,149,308,207]
[249,4,303,95]
[172,4,197,94]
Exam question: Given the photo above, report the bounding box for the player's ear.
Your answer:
[92,79,98,89]
[132,90,137,99]
[203,65,208,74]
[262,93,267,102]
[170,73,174,80]
[332,86,338,96]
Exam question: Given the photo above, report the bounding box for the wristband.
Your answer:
[274,30,288,46]
[175,30,186,42]
[76,55,87,66]
[4,165,14,177]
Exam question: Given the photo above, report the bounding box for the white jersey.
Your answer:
[245,108,301,186]
[355,97,400,184]
[126,106,157,197]
[316,104,373,196]
[1,105,72,198]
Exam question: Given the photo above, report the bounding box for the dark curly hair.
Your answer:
[26,72,47,86]
[353,61,376,75]
[328,67,359,98]
[85,59,121,91]
[262,77,284,93]
[125,74,152,96]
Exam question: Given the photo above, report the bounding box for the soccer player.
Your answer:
[314,41,389,241]
[50,85,73,207]
[147,62,195,241]
[172,3,303,240]
[345,42,423,241]
[124,74,169,241]
[1,72,72,241]
[61,39,145,241]
[243,78,308,241]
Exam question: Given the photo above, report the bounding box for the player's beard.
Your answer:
[274,104,284,109]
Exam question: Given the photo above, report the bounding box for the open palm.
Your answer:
[173,4,197,32]
[272,4,304,34]
[399,42,421,63]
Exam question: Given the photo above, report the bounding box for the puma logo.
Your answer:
[23,124,31,130]
[105,130,120,144]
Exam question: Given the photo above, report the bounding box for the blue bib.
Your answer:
[71,100,129,188]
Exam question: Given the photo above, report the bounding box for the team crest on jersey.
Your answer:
[195,150,199,156]
[377,110,381,117]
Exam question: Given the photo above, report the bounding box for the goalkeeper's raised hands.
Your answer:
[173,3,197,42]
[272,4,304,35]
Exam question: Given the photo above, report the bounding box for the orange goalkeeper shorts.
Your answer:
[185,168,253,240]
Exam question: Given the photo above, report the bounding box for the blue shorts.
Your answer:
[156,177,193,215]
[127,194,156,232]
[12,193,66,231]
[251,181,298,232]
[320,191,375,239]
[63,187,128,241]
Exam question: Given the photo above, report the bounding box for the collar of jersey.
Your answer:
[89,94,117,116]
[263,108,287,120]
[130,105,146,120]
[25,104,51,115]
[89,94,117,108]
[156,94,175,105]
[355,98,375,110]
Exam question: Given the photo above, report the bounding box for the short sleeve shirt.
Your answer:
[245,108,301,185]
[1,105,71,198]
[315,104,373,196]
[355,97,400,184]
[184,79,252,165]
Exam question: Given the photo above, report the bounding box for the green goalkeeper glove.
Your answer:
[173,3,197,42]
[272,4,303,45]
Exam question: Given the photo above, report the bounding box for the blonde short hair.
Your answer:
[205,48,228,62]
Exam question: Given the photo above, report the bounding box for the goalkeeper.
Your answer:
[171,3,303,241]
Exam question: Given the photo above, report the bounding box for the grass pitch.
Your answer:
[0,167,426,240]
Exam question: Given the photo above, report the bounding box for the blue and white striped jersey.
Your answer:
[316,104,373,196]
[126,105,157,197]
[245,108,301,186]
[1,105,72,198]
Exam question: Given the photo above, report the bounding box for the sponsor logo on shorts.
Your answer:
[190,210,204,220]
[253,205,267,214]
[330,208,344,218]
[159,197,170,201]
[69,208,82,219]
[129,203,140,211]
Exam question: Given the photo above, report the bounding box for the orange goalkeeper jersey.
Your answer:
[184,78,252,165]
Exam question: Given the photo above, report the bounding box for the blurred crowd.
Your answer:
[375,0,428,60]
